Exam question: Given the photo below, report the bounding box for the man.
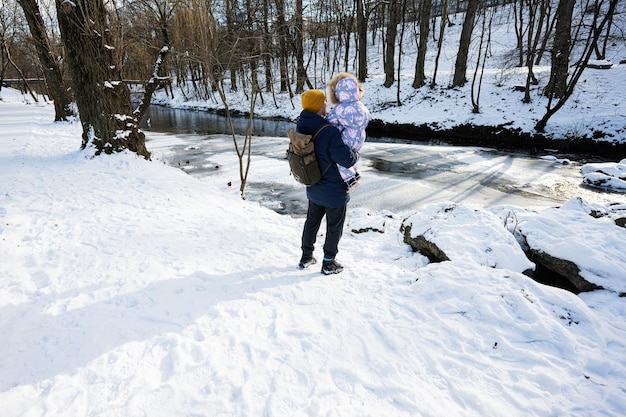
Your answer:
[297,89,359,275]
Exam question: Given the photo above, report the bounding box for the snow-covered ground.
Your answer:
[2,82,626,416]
[2,3,626,415]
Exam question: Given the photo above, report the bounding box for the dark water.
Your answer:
[140,105,294,137]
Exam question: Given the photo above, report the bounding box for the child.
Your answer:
[326,72,371,192]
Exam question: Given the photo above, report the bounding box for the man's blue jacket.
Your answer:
[296,110,359,208]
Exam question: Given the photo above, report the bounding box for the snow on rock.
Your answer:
[346,207,391,234]
[586,59,614,69]
[519,197,626,293]
[401,202,535,275]
[583,172,626,192]
[581,159,626,192]
[539,155,571,165]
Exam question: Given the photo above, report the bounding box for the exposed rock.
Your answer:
[348,209,389,234]
[401,202,534,275]
[527,249,602,293]
[402,200,626,294]
[402,230,450,262]
[352,226,385,234]
[586,59,613,69]
[519,198,626,294]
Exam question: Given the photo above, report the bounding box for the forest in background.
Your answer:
[0,0,623,158]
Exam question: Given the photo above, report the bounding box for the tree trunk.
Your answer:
[343,14,352,72]
[452,0,480,87]
[133,46,170,123]
[276,0,289,92]
[262,0,273,93]
[356,0,368,81]
[430,0,448,88]
[0,33,7,89]
[225,0,238,91]
[522,0,539,103]
[396,0,407,105]
[595,5,614,60]
[530,0,549,65]
[413,0,432,88]
[18,0,73,121]
[295,0,308,92]
[470,5,493,113]
[383,0,400,88]
[535,1,556,65]
[543,0,575,98]
[513,0,524,67]
[55,0,149,158]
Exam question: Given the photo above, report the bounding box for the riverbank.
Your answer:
[366,119,626,161]
[145,97,626,161]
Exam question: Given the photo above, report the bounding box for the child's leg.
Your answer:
[338,165,361,192]
[337,164,354,182]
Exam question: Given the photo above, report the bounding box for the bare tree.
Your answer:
[55,0,149,158]
[356,0,368,81]
[513,0,525,66]
[430,0,448,88]
[261,0,273,94]
[383,0,401,87]
[413,0,432,88]
[0,0,38,100]
[521,0,541,103]
[294,0,309,92]
[215,79,257,199]
[470,2,494,113]
[543,0,575,98]
[17,0,73,120]
[356,0,386,82]
[396,0,408,105]
[452,0,480,87]
[0,6,9,87]
[592,0,617,60]
[534,0,556,65]
[123,0,179,76]
[535,0,619,131]
[168,0,220,99]
[1,18,38,102]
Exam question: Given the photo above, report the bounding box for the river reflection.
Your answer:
[140,104,294,137]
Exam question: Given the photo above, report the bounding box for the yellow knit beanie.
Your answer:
[301,89,326,113]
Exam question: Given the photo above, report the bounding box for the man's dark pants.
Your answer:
[301,201,347,260]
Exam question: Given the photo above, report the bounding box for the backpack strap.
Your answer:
[311,123,330,138]
[310,123,333,178]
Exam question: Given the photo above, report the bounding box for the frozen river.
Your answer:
[145,130,624,217]
[140,104,624,216]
